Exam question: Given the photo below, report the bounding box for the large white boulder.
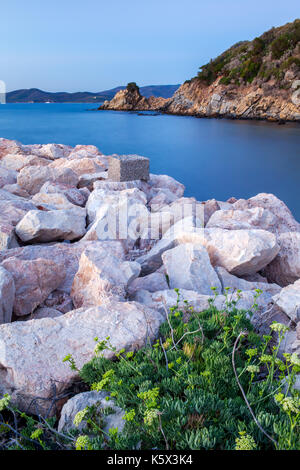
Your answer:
[162,243,221,294]
[0,221,19,250]
[137,226,279,277]
[15,208,86,242]
[0,241,125,294]
[233,193,300,234]
[0,300,164,414]
[71,246,140,308]
[0,267,15,324]
[206,207,277,231]
[263,232,300,286]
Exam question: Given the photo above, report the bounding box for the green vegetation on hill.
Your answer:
[197,19,300,86]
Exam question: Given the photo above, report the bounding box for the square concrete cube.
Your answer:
[108,154,149,182]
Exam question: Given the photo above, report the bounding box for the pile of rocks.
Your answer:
[0,137,299,419]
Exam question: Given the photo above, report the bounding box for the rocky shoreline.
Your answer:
[0,137,299,420]
[99,79,300,123]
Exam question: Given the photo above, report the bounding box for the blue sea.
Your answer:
[0,103,300,219]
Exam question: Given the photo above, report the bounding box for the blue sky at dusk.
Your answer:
[1,0,299,92]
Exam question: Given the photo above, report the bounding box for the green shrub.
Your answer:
[75,290,300,450]
[271,34,291,59]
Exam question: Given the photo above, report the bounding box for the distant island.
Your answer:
[100,19,300,122]
[6,85,180,103]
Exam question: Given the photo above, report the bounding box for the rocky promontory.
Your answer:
[100,20,300,121]
[99,82,168,111]
[0,137,299,419]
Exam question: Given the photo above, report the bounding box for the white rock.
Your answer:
[0,189,37,226]
[15,208,86,243]
[58,391,125,434]
[162,243,221,294]
[233,193,300,234]
[86,188,147,224]
[206,207,277,231]
[17,166,79,195]
[132,288,270,318]
[0,153,51,171]
[0,221,19,250]
[215,266,281,296]
[0,300,164,414]
[127,272,169,296]
[0,241,125,294]
[137,226,279,277]
[263,232,300,286]
[198,228,279,276]
[31,192,79,211]
[273,279,300,321]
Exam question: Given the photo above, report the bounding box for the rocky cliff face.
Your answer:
[99,86,168,111]
[163,75,300,121]
[100,20,300,121]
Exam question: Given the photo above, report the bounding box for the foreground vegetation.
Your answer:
[0,289,299,450]
[196,19,300,86]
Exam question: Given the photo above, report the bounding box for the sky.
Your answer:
[1,0,299,92]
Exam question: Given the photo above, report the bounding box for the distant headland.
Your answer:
[100,19,300,122]
[6,85,180,103]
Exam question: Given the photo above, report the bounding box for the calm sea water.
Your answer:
[1,103,300,219]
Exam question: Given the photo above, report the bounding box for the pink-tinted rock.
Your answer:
[2,257,66,316]
[204,199,220,225]
[42,290,73,314]
[71,246,140,308]
[50,157,105,176]
[0,300,163,414]
[0,241,125,294]
[39,181,88,207]
[0,139,23,159]
[0,153,51,172]
[206,207,277,231]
